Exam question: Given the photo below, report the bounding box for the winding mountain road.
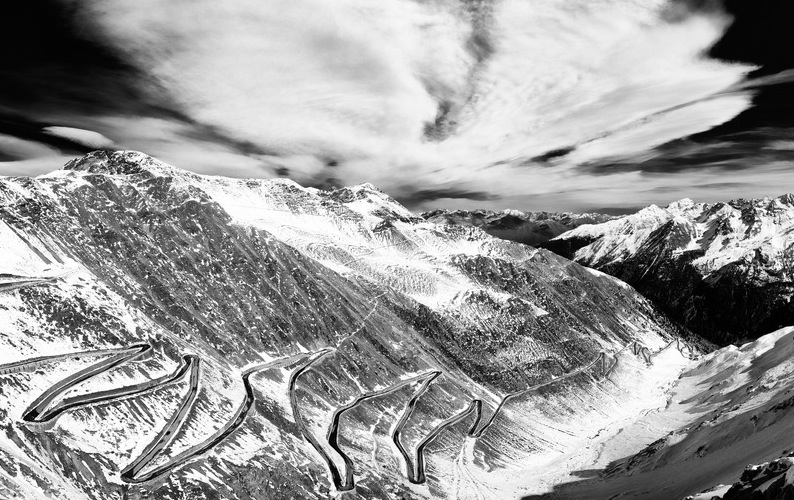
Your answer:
[631,342,653,364]
[411,399,481,484]
[326,371,440,491]
[33,355,194,423]
[391,371,441,480]
[22,344,152,422]
[121,354,201,482]
[3,335,693,490]
[0,344,149,376]
[123,351,323,483]
[287,349,342,488]
[469,350,607,439]
[0,274,59,294]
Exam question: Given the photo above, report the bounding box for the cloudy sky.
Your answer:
[1,0,793,213]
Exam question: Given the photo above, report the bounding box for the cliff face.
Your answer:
[541,198,794,345]
[0,151,691,500]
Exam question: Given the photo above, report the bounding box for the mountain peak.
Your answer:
[777,193,794,205]
[62,150,185,178]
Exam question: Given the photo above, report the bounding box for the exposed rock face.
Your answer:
[541,198,794,345]
[421,208,614,246]
[0,151,693,499]
[720,456,794,500]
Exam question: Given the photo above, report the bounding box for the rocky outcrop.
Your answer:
[721,456,794,500]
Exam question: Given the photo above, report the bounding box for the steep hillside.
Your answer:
[531,326,794,500]
[541,198,794,345]
[0,151,694,500]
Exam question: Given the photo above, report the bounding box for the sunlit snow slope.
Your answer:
[0,151,699,499]
[533,326,794,500]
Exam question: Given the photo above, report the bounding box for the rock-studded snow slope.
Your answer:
[0,151,694,500]
[531,326,794,500]
[541,197,794,344]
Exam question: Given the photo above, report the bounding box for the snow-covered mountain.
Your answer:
[6,151,794,500]
[541,197,794,345]
[0,151,699,499]
[421,209,614,247]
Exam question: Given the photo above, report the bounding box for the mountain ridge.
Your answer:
[0,150,693,499]
[540,194,794,344]
[421,208,615,247]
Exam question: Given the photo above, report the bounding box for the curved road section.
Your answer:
[0,274,62,294]
[123,351,320,484]
[0,345,148,377]
[34,355,194,423]
[389,341,681,486]
[391,371,441,481]
[469,350,607,439]
[288,349,341,488]
[411,399,481,484]
[4,336,694,489]
[121,355,201,482]
[631,342,653,364]
[326,371,440,491]
[22,344,152,422]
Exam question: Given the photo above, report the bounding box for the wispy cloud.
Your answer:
[2,0,776,212]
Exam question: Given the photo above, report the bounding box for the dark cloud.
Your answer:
[0,0,285,175]
[529,147,576,164]
[576,140,757,176]
[0,0,161,114]
[583,0,794,182]
[590,206,644,216]
[710,0,794,76]
[397,188,497,207]
[0,113,98,159]
[644,182,747,194]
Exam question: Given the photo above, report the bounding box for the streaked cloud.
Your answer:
[3,0,788,213]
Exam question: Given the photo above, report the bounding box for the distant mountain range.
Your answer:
[421,209,615,247]
[540,197,794,345]
[429,197,794,347]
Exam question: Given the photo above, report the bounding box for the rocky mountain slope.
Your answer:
[540,197,794,345]
[421,209,614,247]
[716,454,794,500]
[0,151,698,500]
